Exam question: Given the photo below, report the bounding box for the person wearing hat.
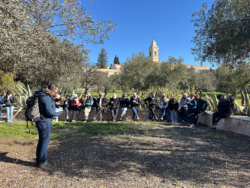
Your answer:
[83,93,93,122]
[130,93,141,122]
[4,90,16,123]
[210,94,231,130]
[110,94,120,122]
[63,94,71,122]
[71,94,83,122]
[144,92,158,122]
[120,93,130,121]
[93,93,108,123]
[158,94,169,122]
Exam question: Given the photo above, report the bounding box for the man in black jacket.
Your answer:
[211,94,231,130]
[110,94,120,122]
[144,92,158,122]
[93,93,108,123]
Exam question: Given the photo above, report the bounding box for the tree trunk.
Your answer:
[105,88,107,96]
[199,91,202,96]
[240,91,245,106]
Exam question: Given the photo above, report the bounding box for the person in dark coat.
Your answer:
[184,93,197,127]
[168,98,179,123]
[33,84,61,168]
[210,94,231,130]
[179,93,190,122]
[144,92,158,122]
[120,93,130,121]
[4,90,16,123]
[0,92,6,119]
[93,93,108,123]
[63,94,71,122]
[71,94,83,122]
[130,93,142,122]
[110,94,120,122]
[191,95,209,128]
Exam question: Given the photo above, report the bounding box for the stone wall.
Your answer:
[14,109,181,122]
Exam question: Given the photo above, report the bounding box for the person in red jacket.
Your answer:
[71,94,83,122]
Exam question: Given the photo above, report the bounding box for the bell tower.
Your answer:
[148,38,159,62]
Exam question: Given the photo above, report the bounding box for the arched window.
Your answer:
[150,52,151,56]
[155,51,157,56]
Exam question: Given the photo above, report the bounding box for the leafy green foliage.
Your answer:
[114,55,120,64]
[0,72,14,92]
[192,0,250,66]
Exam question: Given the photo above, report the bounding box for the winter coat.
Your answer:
[33,88,61,122]
[158,98,169,109]
[63,99,71,110]
[84,97,94,110]
[96,97,108,113]
[130,96,142,109]
[168,98,179,111]
[196,98,209,112]
[217,98,231,117]
[144,96,157,109]
[55,98,63,108]
[187,98,197,110]
[120,97,130,108]
[180,97,190,109]
[4,90,16,107]
[71,98,83,110]
[110,97,120,109]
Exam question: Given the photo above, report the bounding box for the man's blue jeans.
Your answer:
[161,108,167,120]
[36,121,52,164]
[132,107,139,120]
[6,106,14,122]
[170,110,178,122]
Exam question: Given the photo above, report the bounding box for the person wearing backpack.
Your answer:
[0,92,6,119]
[210,94,231,130]
[4,90,16,123]
[33,84,61,168]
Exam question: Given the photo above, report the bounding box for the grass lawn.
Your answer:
[0,120,250,187]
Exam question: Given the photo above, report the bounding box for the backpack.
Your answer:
[25,95,46,122]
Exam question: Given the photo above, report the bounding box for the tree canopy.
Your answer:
[96,48,108,69]
[191,0,250,67]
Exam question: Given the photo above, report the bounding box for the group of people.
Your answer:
[21,84,232,169]
[0,90,16,122]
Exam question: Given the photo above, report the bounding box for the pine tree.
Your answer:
[114,55,120,64]
[96,48,108,69]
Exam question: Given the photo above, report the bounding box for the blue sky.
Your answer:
[81,0,214,67]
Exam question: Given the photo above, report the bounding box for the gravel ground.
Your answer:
[0,122,250,188]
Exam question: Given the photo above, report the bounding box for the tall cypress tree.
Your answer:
[114,55,120,64]
[96,48,108,68]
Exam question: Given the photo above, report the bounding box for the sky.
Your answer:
[81,0,214,67]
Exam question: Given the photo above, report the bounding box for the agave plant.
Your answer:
[205,92,218,112]
[11,83,33,119]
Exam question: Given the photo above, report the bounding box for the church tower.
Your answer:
[148,39,159,62]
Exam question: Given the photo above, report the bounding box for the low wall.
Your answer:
[14,109,181,122]
[197,112,250,137]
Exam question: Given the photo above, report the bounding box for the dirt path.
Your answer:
[0,122,250,187]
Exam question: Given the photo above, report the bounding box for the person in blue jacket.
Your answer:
[184,93,197,127]
[0,92,5,119]
[33,84,61,168]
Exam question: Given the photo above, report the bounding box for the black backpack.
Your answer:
[25,95,47,122]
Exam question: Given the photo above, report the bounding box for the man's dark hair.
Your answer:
[48,84,58,92]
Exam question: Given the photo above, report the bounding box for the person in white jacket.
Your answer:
[158,94,169,122]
